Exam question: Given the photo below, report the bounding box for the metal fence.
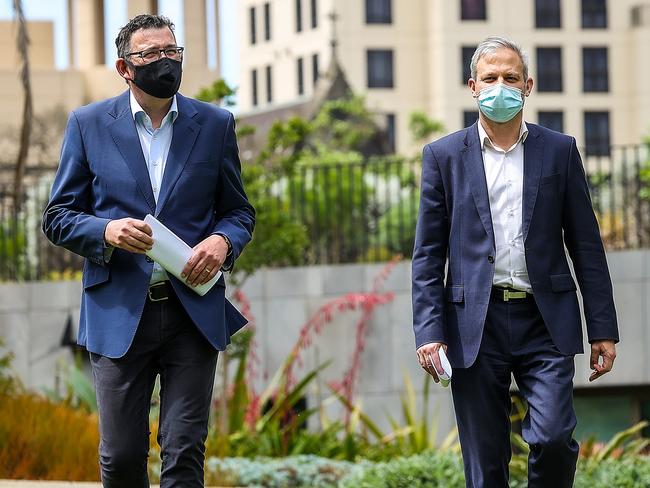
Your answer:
[1,144,649,281]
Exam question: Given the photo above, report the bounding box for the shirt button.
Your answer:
[153,187,158,192]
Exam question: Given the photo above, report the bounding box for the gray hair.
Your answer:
[470,36,529,80]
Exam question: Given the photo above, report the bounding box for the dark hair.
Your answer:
[115,14,176,59]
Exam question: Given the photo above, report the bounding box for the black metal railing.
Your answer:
[1,144,649,281]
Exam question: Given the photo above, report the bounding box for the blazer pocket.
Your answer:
[184,160,218,173]
[540,173,561,186]
[82,261,110,290]
[445,285,464,303]
[550,274,576,292]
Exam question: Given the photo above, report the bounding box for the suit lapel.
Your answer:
[462,123,495,249]
[522,124,545,241]
[155,94,200,216]
[107,92,156,213]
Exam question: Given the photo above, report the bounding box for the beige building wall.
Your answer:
[1,21,55,70]
[0,0,221,138]
[238,0,650,154]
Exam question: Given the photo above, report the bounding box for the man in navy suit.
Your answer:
[412,36,619,487]
[43,14,254,487]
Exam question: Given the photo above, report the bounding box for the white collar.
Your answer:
[129,90,178,125]
[478,119,528,151]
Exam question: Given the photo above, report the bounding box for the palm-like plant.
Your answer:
[12,0,33,211]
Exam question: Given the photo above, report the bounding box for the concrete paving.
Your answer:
[0,484,227,488]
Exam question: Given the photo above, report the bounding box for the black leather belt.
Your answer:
[491,286,533,302]
[148,281,173,302]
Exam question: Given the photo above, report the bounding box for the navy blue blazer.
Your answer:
[43,91,255,358]
[412,122,619,368]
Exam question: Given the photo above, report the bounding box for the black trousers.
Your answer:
[90,287,218,488]
[451,293,579,488]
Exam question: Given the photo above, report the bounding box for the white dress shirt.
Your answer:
[130,91,178,284]
[478,120,532,292]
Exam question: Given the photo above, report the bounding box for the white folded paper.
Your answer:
[144,214,222,296]
[429,348,453,388]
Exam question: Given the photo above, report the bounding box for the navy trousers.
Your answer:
[90,286,219,488]
[451,292,579,488]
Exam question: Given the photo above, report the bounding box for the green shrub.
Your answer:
[340,451,466,488]
[205,454,362,487]
[575,458,650,488]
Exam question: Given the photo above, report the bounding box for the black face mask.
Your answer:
[130,57,182,99]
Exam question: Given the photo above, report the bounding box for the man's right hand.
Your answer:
[104,218,153,254]
[416,342,448,383]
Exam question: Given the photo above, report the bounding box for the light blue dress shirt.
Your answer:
[130,91,178,284]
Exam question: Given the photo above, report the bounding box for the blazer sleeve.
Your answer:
[562,138,619,343]
[42,112,111,266]
[210,113,256,271]
[412,144,450,349]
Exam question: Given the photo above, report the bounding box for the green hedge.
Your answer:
[205,452,650,488]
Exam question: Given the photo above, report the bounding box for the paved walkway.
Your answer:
[0,483,227,488]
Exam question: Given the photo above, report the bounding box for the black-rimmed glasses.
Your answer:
[126,47,184,63]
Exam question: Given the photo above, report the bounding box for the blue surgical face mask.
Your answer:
[475,84,524,123]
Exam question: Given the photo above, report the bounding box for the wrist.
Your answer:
[216,233,232,256]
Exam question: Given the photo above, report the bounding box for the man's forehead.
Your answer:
[130,27,176,46]
[477,48,523,71]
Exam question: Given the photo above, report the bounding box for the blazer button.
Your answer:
[146,256,153,263]
[487,255,495,263]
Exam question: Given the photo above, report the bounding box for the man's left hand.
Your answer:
[182,235,229,287]
[589,340,617,382]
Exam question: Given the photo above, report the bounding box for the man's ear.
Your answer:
[524,77,534,96]
[115,59,133,83]
[468,78,477,97]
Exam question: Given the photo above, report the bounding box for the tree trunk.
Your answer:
[13,0,33,212]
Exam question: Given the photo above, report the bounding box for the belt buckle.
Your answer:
[148,282,169,302]
[503,289,526,301]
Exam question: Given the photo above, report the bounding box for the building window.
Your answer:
[583,47,608,92]
[312,53,320,86]
[296,0,303,32]
[265,65,273,103]
[463,110,479,127]
[251,69,258,107]
[461,0,486,20]
[584,111,610,156]
[582,0,607,28]
[535,0,561,28]
[297,58,304,96]
[264,3,271,41]
[538,111,564,133]
[461,45,476,84]
[536,47,563,92]
[249,7,256,45]
[385,113,396,153]
[367,49,394,88]
[366,0,392,24]
[311,0,318,28]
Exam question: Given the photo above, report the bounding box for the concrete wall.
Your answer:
[1,250,649,437]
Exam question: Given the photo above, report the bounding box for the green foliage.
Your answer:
[340,450,466,488]
[0,219,27,280]
[575,457,650,488]
[44,355,97,414]
[409,111,445,145]
[0,339,16,395]
[196,79,236,106]
[205,454,363,487]
[311,97,377,151]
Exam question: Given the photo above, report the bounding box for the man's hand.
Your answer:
[416,342,448,383]
[104,218,153,254]
[181,234,229,287]
[589,340,616,382]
